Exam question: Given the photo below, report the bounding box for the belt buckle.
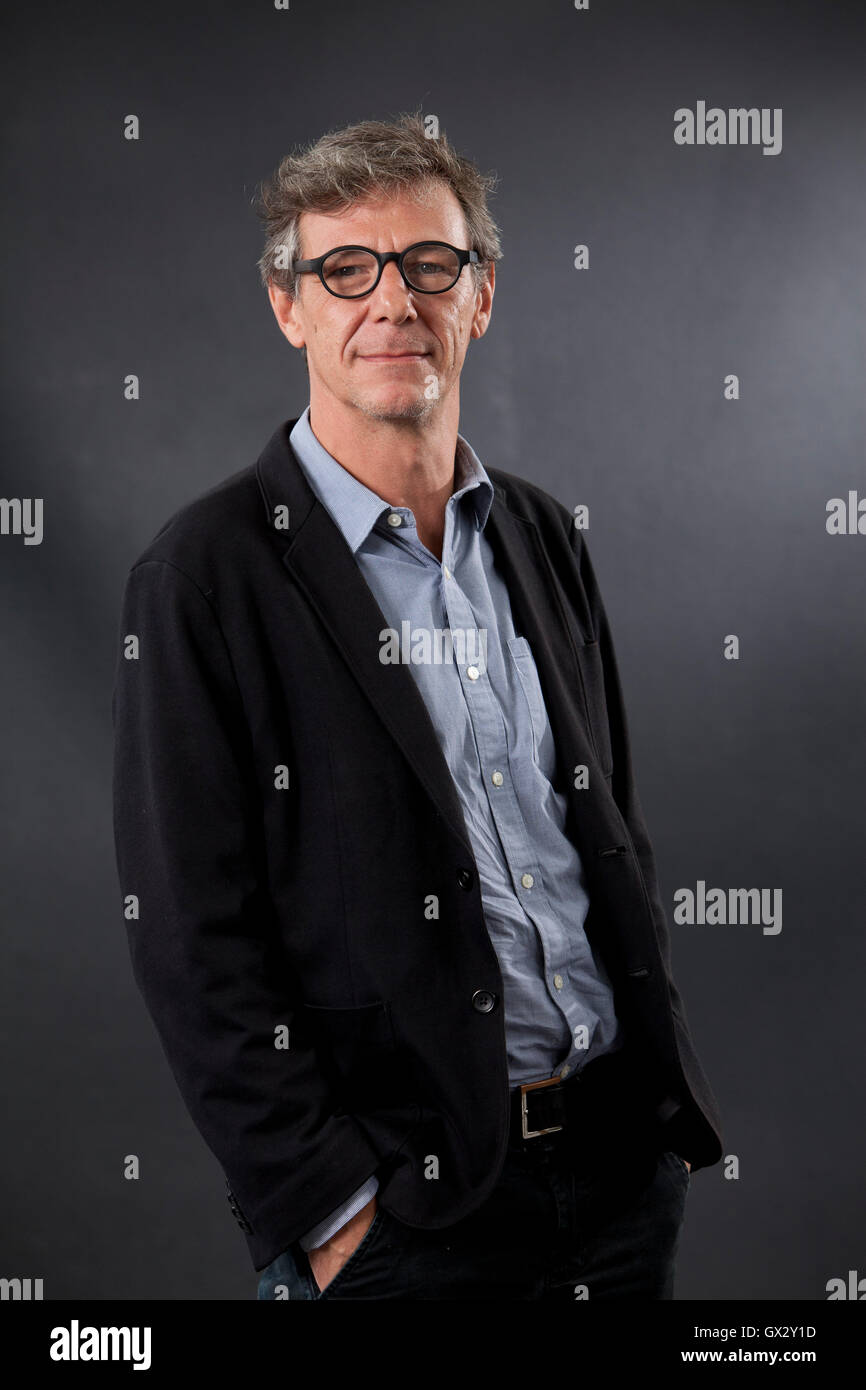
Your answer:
[520,1075,565,1140]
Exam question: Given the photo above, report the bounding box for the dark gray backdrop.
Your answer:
[2,0,863,1299]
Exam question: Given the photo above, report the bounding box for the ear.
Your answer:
[469,261,495,341]
[267,281,306,351]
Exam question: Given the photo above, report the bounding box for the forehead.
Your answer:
[297,180,468,255]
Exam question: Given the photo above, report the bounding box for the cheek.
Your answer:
[338,315,367,360]
[441,307,469,351]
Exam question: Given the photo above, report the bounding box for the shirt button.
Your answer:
[521,873,534,889]
[443,565,452,579]
[467,666,480,681]
[560,1064,571,1078]
[491,771,504,787]
[386,512,402,527]
[553,974,564,990]
[471,989,498,1014]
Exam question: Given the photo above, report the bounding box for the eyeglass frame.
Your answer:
[290,240,481,298]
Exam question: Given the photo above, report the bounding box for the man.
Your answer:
[112,113,723,1301]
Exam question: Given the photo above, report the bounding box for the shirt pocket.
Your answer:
[506,635,554,773]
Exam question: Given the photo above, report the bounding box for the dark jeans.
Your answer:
[256,1131,691,1301]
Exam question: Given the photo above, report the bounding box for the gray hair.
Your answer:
[253,109,503,305]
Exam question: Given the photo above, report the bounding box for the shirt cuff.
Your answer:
[298,1175,380,1251]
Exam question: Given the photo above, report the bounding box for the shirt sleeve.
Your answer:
[298,1175,380,1251]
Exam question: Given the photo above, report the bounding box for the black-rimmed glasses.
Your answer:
[291,241,480,298]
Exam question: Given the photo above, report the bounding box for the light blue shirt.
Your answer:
[290,405,622,1249]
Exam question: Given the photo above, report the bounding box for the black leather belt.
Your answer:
[508,1047,656,1153]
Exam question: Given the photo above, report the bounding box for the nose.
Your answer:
[367,258,418,320]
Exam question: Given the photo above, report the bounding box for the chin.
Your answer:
[353,392,436,423]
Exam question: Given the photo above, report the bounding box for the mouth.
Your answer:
[359,352,430,362]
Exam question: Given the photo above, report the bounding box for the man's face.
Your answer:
[268,181,494,423]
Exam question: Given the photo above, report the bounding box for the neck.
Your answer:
[307,386,461,562]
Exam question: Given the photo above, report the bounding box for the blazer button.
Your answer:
[472,989,498,1013]
[225,1183,253,1234]
[456,868,474,891]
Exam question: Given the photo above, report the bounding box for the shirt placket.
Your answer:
[440,506,578,1055]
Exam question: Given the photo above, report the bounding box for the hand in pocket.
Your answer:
[308,1195,378,1293]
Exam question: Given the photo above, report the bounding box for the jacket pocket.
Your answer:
[573,639,614,778]
[298,1001,410,1109]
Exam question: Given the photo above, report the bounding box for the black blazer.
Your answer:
[112,419,724,1271]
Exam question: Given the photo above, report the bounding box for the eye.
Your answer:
[403,246,461,287]
[321,250,378,289]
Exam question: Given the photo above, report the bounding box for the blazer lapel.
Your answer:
[483,483,612,848]
[257,421,476,861]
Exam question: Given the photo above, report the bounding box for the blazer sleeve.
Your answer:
[111,558,380,1270]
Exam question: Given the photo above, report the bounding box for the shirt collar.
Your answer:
[288,405,494,555]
